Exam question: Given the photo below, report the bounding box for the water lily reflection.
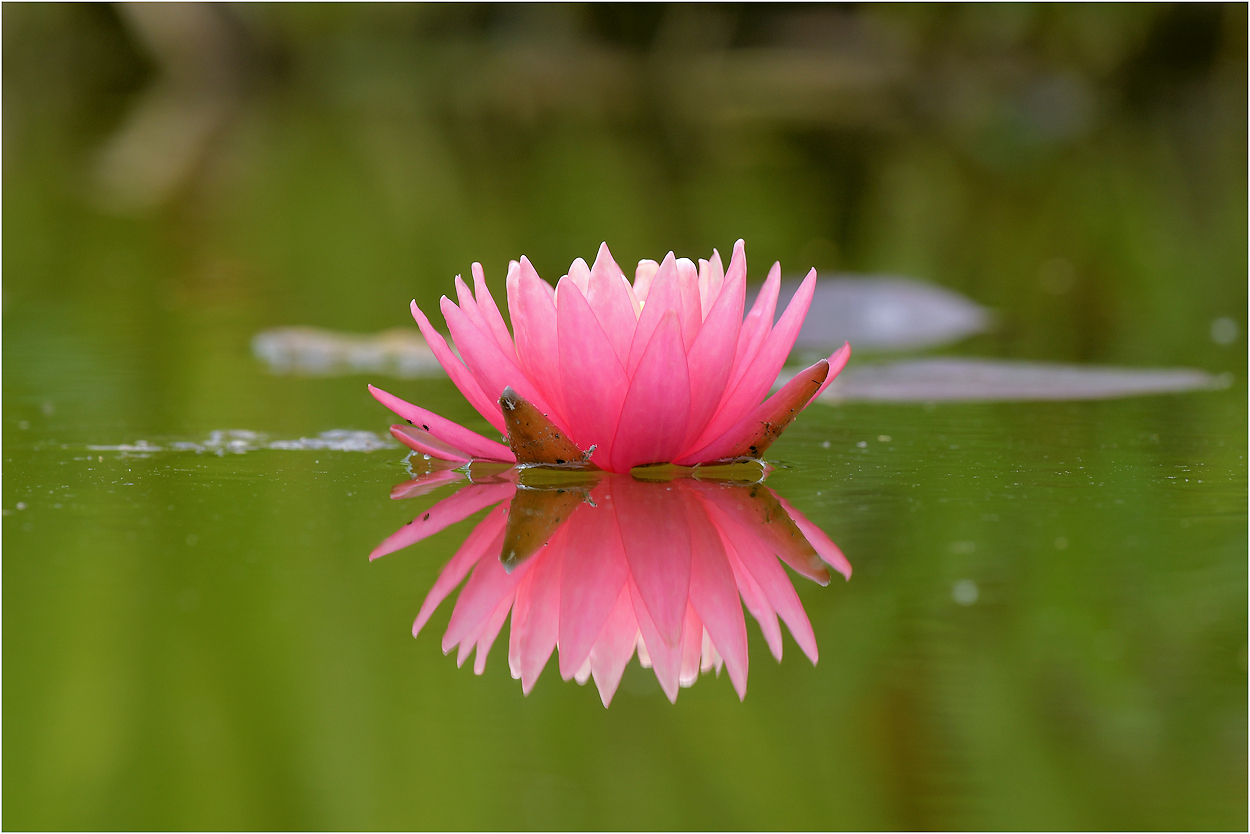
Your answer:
[373,465,850,707]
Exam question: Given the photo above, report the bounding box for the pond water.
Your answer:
[4,4,1246,830]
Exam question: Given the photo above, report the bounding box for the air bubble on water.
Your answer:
[88,429,399,456]
[1211,317,1238,345]
[952,579,979,606]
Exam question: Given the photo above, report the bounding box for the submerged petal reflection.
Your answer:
[373,465,850,707]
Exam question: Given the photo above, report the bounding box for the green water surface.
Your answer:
[4,4,1246,830]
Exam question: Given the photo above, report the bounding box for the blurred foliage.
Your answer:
[4,4,1246,359]
[3,3,1246,830]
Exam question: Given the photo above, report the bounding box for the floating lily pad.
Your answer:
[808,358,1230,403]
[754,276,991,353]
[252,327,442,377]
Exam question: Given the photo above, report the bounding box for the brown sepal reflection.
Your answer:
[500,485,590,572]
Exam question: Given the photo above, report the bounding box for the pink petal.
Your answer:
[623,276,643,317]
[697,248,726,319]
[390,424,471,463]
[472,590,519,674]
[471,262,518,358]
[507,546,562,693]
[609,311,691,472]
[707,503,819,665]
[588,585,640,707]
[723,536,784,661]
[586,242,638,365]
[557,492,629,680]
[813,342,852,400]
[629,575,682,703]
[674,258,703,350]
[410,302,507,434]
[371,481,515,561]
[443,543,529,659]
[389,469,466,501]
[675,358,829,465]
[442,296,562,426]
[694,267,816,451]
[413,504,508,637]
[633,259,658,302]
[771,491,853,580]
[700,629,723,675]
[684,489,749,699]
[369,384,515,462]
[613,477,691,646]
[556,278,630,463]
[679,240,747,449]
[678,604,704,688]
[453,275,495,352]
[626,253,679,376]
[727,260,780,394]
[566,257,590,295]
[507,258,566,420]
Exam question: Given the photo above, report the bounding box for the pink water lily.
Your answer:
[372,470,851,706]
[370,241,850,473]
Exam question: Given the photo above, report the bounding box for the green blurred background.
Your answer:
[3,3,1246,829]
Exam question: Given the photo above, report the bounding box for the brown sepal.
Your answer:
[500,386,595,467]
[725,359,829,460]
